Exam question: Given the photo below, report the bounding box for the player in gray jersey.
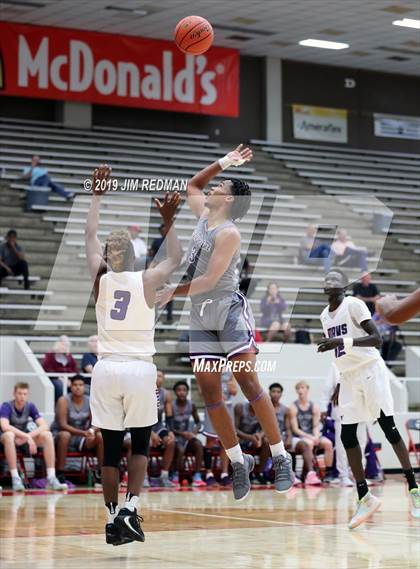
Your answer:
[157,144,294,500]
[53,375,104,483]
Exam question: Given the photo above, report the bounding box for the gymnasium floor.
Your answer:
[0,481,418,569]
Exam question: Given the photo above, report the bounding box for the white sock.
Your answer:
[225,444,244,464]
[47,468,56,480]
[124,493,139,512]
[270,441,287,458]
[206,471,214,479]
[220,472,229,479]
[161,470,169,479]
[11,468,19,479]
[106,503,118,523]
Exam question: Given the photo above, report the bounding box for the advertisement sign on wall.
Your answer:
[374,113,420,140]
[0,22,239,117]
[293,104,348,143]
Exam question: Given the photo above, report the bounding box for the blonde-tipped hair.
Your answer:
[105,229,132,272]
[295,380,310,390]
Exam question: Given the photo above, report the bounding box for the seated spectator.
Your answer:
[0,229,30,290]
[331,229,368,273]
[19,155,73,200]
[260,283,291,342]
[128,224,148,270]
[42,335,78,402]
[202,369,237,487]
[298,224,332,272]
[352,274,380,315]
[52,375,103,484]
[81,335,98,391]
[373,311,402,364]
[269,382,313,486]
[0,382,67,491]
[149,224,173,322]
[289,381,334,485]
[172,381,206,487]
[149,370,176,488]
[234,400,270,486]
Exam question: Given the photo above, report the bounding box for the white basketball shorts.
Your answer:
[339,358,394,425]
[90,358,158,430]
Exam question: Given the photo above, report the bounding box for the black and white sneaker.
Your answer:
[114,508,145,542]
[105,523,133,546]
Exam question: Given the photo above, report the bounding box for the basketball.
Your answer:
[174,15,214,55]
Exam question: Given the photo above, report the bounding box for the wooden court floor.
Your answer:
[0,480,419,569]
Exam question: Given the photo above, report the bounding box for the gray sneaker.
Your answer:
[272,453,294,493]
[231,454,255,501]
[12,476,25,492]
[46,477,68,491]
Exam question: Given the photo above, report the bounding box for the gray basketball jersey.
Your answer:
[8,400,30,432]
[173,399,193,433]
[185,216,240,303]
[153,387,166,432]
[239,402,260,435]
[294,400,314,435]
[66,395,90,430]
[275,403,288,439]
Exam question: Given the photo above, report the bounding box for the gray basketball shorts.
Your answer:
[189,291,258,361]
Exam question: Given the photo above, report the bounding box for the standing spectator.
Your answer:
[42,335,78,402]
[373,311,402,364]
[260,283,291,342]
[331,229,368,273]
[353,274,380,315]
[172,381,206,487]
[299,224,332,272]
[52,375,103,484]
[0,229,30,290]
[128,224,148,270]
[0,382,67,490]
[19,155,73,200]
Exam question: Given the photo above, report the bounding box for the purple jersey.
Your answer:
[0,401,41,431]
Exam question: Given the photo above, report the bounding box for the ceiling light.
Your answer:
[392,18,420,29]
[299,39,349,50]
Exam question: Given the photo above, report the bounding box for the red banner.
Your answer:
[0,22,239,117]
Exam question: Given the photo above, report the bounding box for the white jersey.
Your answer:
[320,296,381,373]
[95,270,155,360]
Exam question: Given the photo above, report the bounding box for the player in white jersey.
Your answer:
[318,269,419,528]
[85,165,182,546]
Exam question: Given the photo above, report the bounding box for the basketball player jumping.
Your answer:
[157,145,294,500]
[86,165,182,545]
[318,268,419,528]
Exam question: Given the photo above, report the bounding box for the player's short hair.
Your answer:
[326,267,349,287]
[104,229,134,272]
[7,229,17,238]
[269,382,283,392]
[14,382,29,391]
[173,380,189,392]
[295,380,310,390]
[228,178,251,221]
[70,374,85,384]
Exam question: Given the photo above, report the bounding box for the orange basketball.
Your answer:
[174,16,214,55]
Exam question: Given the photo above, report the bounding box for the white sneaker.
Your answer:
[409,486,420,519]
[340,477,355,487]
[12,476,25,492]
[348,492,381,529]
[46,477,68,491]
[143,475,150,489]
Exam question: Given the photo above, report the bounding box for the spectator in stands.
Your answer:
[52,375,103,484]
[260,283,291,342]
[42,335,78,402]
[269,382,313,486]
[352,274,380,315]
[150,370,176,488]
[172,381,206,487]
[128,224,148,270]
[149,223,173,323]
[81,335,98,376]
[234,400,270,485]
[0,382,67,491]
[331,229,368,273]
[298,224,332,272]
[19,155,74,200]
[289,380,335,484]
[373,311,402,365]
[0,229,30,290]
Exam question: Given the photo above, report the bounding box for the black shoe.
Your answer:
[114,508,145,542]
[105,522,133,546]
[255,473,268,486]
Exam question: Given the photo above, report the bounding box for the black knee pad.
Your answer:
[101,429,125,467]
[130,426,152,456]
[378,413,401,445]
[341,424,359,449]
